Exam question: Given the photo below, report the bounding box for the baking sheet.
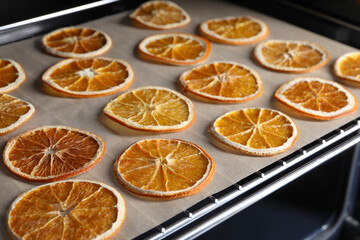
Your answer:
[1,0,359,239]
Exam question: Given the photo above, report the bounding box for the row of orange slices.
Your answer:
[3,1,360,240]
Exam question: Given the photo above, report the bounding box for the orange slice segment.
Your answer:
[0,59,26,93]
[3,126,106,182]
[0,94,35,135]
[199,16,269,45]
[42,57,134,98]
[209,108,298,156]
[130,0,190,29]
[42,27,112,58]
[274,77,357,120]
[334,52,360,83]
[114,139,215,199]
[180,61,263,102]
[254,40,329,73]
[137,33,210,65]
[6,180,126,240]
[104,86,195,132]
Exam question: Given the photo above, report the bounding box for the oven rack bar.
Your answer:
[137,117,360,240]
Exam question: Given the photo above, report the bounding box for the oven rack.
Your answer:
[136,117,360,239]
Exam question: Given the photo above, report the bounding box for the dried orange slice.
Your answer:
[6,180,126,240]
[0,59,25,93]
[0,94,35,135]
[104,86,195,132]
[274,77,357,120]
[42,57,134,98]
[137,33,210,66]
[209,108,298,156]
[3,126,105,182]
[42,27,112,58]
[334,52,360,83]
[199,16,269,45]
[180,61,263,102]
[254,40,329,73]
[130,0,190,29]
[114,139,215,199]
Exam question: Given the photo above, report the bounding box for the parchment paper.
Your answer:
[0,0,359,239]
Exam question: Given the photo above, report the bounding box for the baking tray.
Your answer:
[1,0,360,239]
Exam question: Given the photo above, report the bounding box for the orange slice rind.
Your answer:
[6,180,126,240]
[114,138,215,199]
[254,40,329,73]
[209,108,298,156]
[137,33,210,66]
[274,77,357,120]
[179,61,263,102]
[199,16,269,45]
[42,27,112,58]
[334,52,360,83]
[0,59,26,93]
[103,86,195,132]
[42,57,134,98]
[0,94,35,135]
[3,125,106,182]
[130,0,190,29]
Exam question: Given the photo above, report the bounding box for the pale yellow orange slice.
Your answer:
[103,86,195,132]
[334,52,360,83]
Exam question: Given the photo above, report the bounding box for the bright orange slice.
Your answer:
[199,16,269,45]
[0,59,25,93]
[42,57,134,98]
[0,94,35,135]
[6,180,126,240]
[42,27,112,58]
[130,0,190,29]
[137,33,211,66]
[274,77,357,120]
[254,40,329,73]
[334,52,360,83]
[114,139,215,199]
[104,86,195,132]
[3,126,106,182]
[180,61,263,102]
[210,108,298,156]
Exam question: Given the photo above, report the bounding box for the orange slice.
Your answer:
[103,86,195,132]
[42,27,112,58]
[274,77,357,120]
[254,40,329,73]
[3,126,106,182]
[0,94,35,135]
[334,52,360,83]
[180,61,263,102]
[130,0,190,29]
[0,59,26,93]
[114,139,215,199]
[42,57,134,98]
[209,108,298,156]
[137,33,211,66]
[6,180,126,240]
[199,16,269,45]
